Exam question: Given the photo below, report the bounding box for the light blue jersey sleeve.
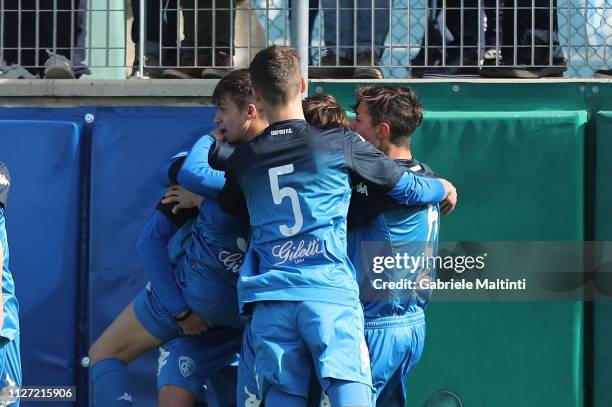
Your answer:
[387,172,446,206]
[178,135,226,199]
[136,211,188,317]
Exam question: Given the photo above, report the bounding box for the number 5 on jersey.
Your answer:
[268,164,304,237]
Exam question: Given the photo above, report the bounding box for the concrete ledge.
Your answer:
[0,79,219,97]
[0,78,610,107]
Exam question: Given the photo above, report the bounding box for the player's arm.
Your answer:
[162,185,204,214]
[208,137,236,172]
[136,201,198,318]
[177,133,235,199]
[344,131,455,209]
[218,152,249,218]
[160,183,238,228]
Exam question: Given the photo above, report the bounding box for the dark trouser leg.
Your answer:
[505,0,562,64]
[182,0,233,65]
[132,0,178,66]
[445,0,480,63]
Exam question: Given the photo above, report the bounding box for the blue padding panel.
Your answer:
[0,119,81,394]
[88,107,215,406]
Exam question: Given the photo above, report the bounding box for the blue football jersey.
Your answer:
[187,198,249,283]
[138,143,247,317]
[348,159,440,317]
[161,141,249,282]
[0,161,19,342]
[218,120,445,310]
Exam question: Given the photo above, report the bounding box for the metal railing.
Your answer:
[0,0,610,79]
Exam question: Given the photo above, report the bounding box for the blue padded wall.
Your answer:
[0,114,84,407]
[87,107,216,406]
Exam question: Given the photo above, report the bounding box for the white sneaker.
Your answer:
[44,50,75,79]
[0,60,37,79]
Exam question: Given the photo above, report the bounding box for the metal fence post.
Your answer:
[291,0,309,92]
[138,0,145,77]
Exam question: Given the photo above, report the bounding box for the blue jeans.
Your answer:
[320,0,391,59]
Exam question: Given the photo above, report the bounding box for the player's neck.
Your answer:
[384,145,413,161]
[264,100,305,124]
[246,119,269,140]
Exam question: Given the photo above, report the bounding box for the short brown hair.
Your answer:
[212,68,255,110]
[303,93,349,129]
[354,86,424,146]
[249,45,302,107]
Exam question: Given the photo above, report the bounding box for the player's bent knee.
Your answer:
[88,340,112,365]
[88,337,128,365]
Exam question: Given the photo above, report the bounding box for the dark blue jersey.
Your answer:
[218,120,446,310]
[0,161,19,341]
[348,159,440,317]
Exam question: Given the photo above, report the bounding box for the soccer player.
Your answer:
[0,161,21,407]
[349,85,448,405]
[304,90,451,406]
[88,69,267,407]
[217,45,456,407]
[302,93,350,129]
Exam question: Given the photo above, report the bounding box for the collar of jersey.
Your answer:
[267,119,307,130]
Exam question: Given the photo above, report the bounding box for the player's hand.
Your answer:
[439,178,457,215]
[161,185,204,214]
[177,311,215,336]
[209,128,226,142]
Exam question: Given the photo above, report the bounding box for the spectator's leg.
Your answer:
[444,0,480,65]
[534,0,563,64]
[515,0,564,67]
[160,0,206,78]
[355,0,389,60]
[409,0,452,77]
[182,0,233,62]
[352,0,387,77]
[321,0,354,61]
[481,0,564,76]
[289,0,319,64]
[212,0,233,64]
[3,0,41,74]
[308,0,319,64]
[484,0,504,51]
[163,0,180,66]
[181,0,209,63]
[309,0,354,77]
[72,0,90,77]
[132,0,177,72]
[198,0,235,78]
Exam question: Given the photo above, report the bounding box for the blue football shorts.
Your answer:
[365,308,426,406]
